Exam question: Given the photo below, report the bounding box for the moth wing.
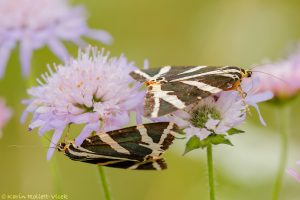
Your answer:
[79,122,178,162]
[126,158,167,170]
[145,73,238,117]
[130,66,204,82]
[83,158,167,170]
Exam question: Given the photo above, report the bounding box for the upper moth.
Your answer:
[130,66,252,118]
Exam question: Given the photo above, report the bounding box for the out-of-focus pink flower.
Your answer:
[166,80,273,140]
[287,161,300,182]
[0,0,112,77]
[253,48,300,99]
[22,46,144,159]
[0,99,12,137]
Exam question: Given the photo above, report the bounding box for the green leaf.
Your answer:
[208,134,233,146]
[227,128,245,135]
[184,134,233,155]
[184,136,201,155]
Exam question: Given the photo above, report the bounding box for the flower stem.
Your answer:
[272,106,290,200]
[98,166,112,200]
[207,144,215,200]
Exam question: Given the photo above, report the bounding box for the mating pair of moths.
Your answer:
[58,66,252,170]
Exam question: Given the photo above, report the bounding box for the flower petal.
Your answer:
[85,29,113,45]
[19,38,33,77]
[75,122,100,146]
[135,111,143,124]
[143,59,149,70]
[246,91,274,104]
[205,118,219,130]
[47,128,64,160]
[248,102,267,126]
[0,40,15,78]
[287,168,300,182]
[47,38,69,61]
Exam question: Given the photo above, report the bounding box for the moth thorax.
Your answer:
[190,105,221,128]
[145,154,161,161]
[145,80,159,86]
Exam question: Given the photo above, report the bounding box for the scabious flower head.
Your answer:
[168,79,273,142]
[253,47,300,99]
[0,99,12,137]
[0,0,112,77]
[22,47,144,159]
[287,161,300,182]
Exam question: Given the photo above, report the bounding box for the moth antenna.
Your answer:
[248,65,288,85]
[251,70,289,86]
[48,146,60,150]
[8,144,40,148]
[248,65,258,71]
[8,144,58,150]
[42,134,64,149]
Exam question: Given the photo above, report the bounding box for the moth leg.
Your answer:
[225,80,247,98]
[235,85,252,115]
[226,81,252,115]
[63,124,71,143]
[235,85,247,99]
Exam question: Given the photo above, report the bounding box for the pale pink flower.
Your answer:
[287,161,300,182]
[22,47,144,159]
[166,80,273,140]
[0,99,12,137]
[253,48,300,98]
[0,0,112,77]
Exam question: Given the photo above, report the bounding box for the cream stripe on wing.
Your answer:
[170,69,241,82]
[153,66,171,79]
[180,80,222,94]
[177,66,207,75]
[136,125,162,158]
[132,69,152,80]
[67,145,135,161]
[152,161,162,170]
[158,123,174,145]
[132,66,172,83]
[127,163,140,170]
[98,160,125,165]
[151,84,186,117]
[98,132,131,155]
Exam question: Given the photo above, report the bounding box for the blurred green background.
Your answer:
[1,0,300,199]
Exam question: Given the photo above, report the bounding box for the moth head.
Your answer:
[241,69,252,78]
[246,70,252,78]
[57,142,66,152]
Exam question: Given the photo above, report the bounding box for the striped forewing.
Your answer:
[60,122,178,170]
[130,66,244,117]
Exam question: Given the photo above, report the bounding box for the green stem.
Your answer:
[98,166,112,200]
[207,144,215,200]
[272,106,290,200]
